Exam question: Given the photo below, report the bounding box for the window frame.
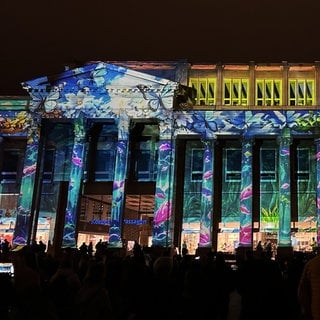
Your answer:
[256,79,282,106]
[0,148,24,184]
[224,148,242,182]
[43,148,55,183]
[190,147,204,182]
[134,139,158,182]
[189,77,216,106]
[260,148,277,182]
[296,147,310,181]
[223,78,249,106]
[289,79,314,106]
[93,134,117,182]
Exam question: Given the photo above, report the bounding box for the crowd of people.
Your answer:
[0,239,11,256]
[0,240,318,320]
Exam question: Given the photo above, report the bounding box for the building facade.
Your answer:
[0,60,319,256]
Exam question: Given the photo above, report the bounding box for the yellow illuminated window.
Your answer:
[223,79,248,106]
[256,79,282,106]
[189,78,216,106]
[289,79,314,106]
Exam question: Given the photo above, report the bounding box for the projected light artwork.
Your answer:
[0,61,319,254]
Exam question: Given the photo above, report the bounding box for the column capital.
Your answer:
[277,127,292,145]
[117,115,130,140]
[200,136,217,146]
[27,115,41,145]
[159,119,173,139]
[73,118,86,142]
[241,135,255,145]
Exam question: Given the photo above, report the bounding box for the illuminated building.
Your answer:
[0,60,319,257]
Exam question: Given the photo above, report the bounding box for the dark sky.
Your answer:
[1,0,320,95]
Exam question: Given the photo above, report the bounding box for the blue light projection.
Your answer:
[153,140,173,247]
[278,129,292,246]
[62,118,85,247]
[12,143,38,245]
[3,61,320,249]
[199,141,214,247]
[239,139,253,246]
[109,139,129,247]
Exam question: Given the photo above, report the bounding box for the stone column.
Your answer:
[277,127,292,249]
[199,139,214,248]
[315,138,320,247]
[239,138,253,247]
[108,116,130,248]
[62,118,86,248]
[12,115,40,246]
[152,119,175,247]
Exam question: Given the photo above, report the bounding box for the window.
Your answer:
[256,79,282,106]
[260,148,276,181]
[92,199,104,218]
[43,149,55,183]
[289,79,314,106]
[296,148,309,181]
[0,149,23,183]
[189,78,216,106]
[79,197,88,221]
[134,140,158,181]
[0,139,26,194]
[54,146,73,181]
[95,138,116,181]
[225,148,241,181]
[223,79,248,106]
[191,148,204,181]
[83,123,118,182]
[130,123,159,182]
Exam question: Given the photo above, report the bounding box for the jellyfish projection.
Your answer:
[62,142,85,248]
[12,143,39,245]
[199,141,214,247]
[278,131,291,247]
[239,139,253,247]
[109,139,129,247]
[152,140,173,247]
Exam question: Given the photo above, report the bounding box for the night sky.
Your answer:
[1,0,320,95]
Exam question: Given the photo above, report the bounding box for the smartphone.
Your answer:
[0,262,14,277]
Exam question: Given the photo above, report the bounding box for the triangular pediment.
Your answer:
[21,61,183,119]
[22,61,179,91]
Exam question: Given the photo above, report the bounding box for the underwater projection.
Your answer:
[174,109,320,248]
[278,129,291,246]
[12,142,38,245]
[7,110,39,245]
[109,138,129,247]
[152,140,174,247]
[293,143,317,243]
[182,141,203,251]
[239,139,253,246]
[260,144,280,235]
[19,62,179,247]
[62,118,85,247]
[199,141,214,247]
[316,141,320,244]
[2,62,320,249]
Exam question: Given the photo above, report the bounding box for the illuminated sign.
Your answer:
[90,219,147,225]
